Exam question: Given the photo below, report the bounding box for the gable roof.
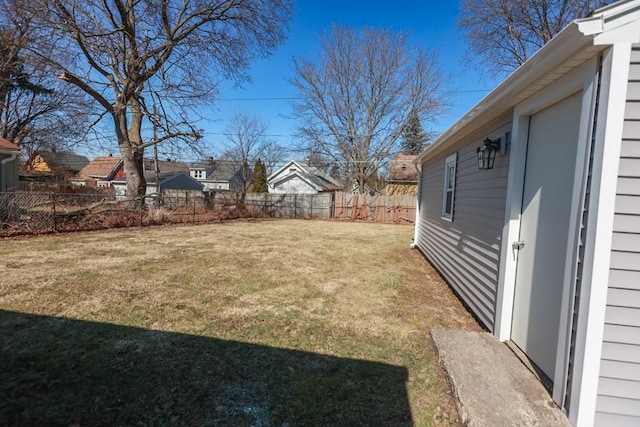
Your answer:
[268,160,342,192]
[389,155,418,182]
[416,0,640,165]
[0,137,20,153]
[206,161,249,182]
[78,156,123,179]
[143,158,189,174]
[31,151,90,172]
[158,171,204,190]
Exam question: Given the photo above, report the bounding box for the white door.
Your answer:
[511,92,583,380]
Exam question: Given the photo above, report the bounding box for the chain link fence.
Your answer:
[1,191,414,237]
[0,191,335,237]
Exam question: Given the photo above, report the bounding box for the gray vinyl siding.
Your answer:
[415,121,511,331]
[595,44,640,426]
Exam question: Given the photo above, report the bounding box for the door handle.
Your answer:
[513,240,525,250]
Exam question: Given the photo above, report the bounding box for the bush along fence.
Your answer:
[0,191,416,236]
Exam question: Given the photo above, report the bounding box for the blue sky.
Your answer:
[177,1,492,160]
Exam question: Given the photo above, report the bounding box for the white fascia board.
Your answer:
[593,18,640,45]
[266,160,295,182]
[267,160,307,183]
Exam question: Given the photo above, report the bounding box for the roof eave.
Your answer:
[415,21,597,165]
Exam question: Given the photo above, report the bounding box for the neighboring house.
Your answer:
[350,181,376,195]
[413,2,640,426]
[0,137,20,192]
[386,154,418,195]
[190,160,251,192]
[188,160,214,182]
[142,158,190,177]
[74,154,124,187]
[268,160,342,194]
[24,150,90,181]
[112,171,203,199]
[111,158,191,197]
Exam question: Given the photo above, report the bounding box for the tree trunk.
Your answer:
[113,105,145,199]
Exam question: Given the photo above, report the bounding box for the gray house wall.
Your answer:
[415,117,511,331]
[594,44,640,426]
[0,154,19,192]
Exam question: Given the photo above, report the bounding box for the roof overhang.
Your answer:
[415,0,640,165]
[0,148,20,155]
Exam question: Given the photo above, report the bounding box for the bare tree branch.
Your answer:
[11,0,293,196]
[459,0,613,80]
[219,110,279,195]
[290,25,449,193]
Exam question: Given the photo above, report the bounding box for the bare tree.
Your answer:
[0,10,90,156]
[220,110,272,195]
[459,0,612,79]
[260,141,289,176]
[11,0,293,196]
[290,25,449,193]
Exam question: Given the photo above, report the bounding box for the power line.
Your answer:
[217,89,491,102]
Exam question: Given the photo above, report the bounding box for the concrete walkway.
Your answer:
[431,330,572,426]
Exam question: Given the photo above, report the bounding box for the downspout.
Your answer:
[1,153,18,192]
[411,162,422,249]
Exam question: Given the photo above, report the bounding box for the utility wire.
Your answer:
[217,89,490,102]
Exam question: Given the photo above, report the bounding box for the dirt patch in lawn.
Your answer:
[0,219,481,426]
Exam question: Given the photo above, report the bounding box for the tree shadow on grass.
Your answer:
[0,309,412,426]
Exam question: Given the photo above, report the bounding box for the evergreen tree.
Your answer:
[253,158,268,193]
[400,112,428,155]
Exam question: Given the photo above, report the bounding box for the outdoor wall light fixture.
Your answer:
[477,137,501,170]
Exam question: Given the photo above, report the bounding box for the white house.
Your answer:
[413,1,640,426]
[268,160,342,194]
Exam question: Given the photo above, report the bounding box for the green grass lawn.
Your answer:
[0,219,480,426]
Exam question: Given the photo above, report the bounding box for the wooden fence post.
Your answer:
[330,192,335,219]
[294,194,297,218]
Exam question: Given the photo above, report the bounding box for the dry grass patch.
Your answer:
[1,219,480,426]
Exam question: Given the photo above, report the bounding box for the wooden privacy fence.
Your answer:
[332,192,416,224]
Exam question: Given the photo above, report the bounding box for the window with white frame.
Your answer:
[442,153,457,220]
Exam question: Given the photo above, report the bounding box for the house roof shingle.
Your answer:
[207,161,245,182]
[78,156,123,179]
[37,151,90,172]
[143,158,190,174]
[0,137,20,152]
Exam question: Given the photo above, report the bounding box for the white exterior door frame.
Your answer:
[494,58,599,404]
[567,43,631,427]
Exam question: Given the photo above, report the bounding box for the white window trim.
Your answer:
[441,152,457,221]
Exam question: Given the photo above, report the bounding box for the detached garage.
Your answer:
[413,1,640,425]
